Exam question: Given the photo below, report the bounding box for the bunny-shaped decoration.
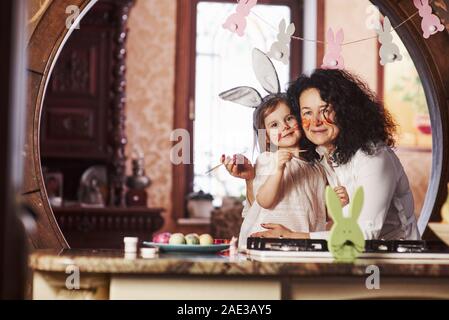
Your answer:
[326,186,366,263]
[321,28,345,70]
[219,48,280,109]
[222,0,258,37]
[377,16,403,66]
[413,0,445,39]
[267,19,296,65]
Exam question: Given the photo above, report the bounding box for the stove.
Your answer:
[246,237,449,260]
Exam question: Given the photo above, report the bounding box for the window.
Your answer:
[174,0,303,217]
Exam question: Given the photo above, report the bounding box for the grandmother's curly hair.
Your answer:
[287,69,397,165]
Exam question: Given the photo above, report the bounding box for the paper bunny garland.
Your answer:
[222,0,258,37]
[326,186,366,262]
[267,19,296,65]
[377,16,403,65]
[413,0,445,39]
[222,0,444,72]
[219,48,280,110]
[321,28,345,70]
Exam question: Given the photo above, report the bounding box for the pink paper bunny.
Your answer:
[321,28,345,70]
[222,0,258,37]
[413,0,445,39]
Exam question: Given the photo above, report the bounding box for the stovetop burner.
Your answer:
[247,237,449,254]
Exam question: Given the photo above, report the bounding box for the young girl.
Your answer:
[222,93,330,250]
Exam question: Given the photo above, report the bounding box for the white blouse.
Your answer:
[239,152,327,249]
[311,145,421,240]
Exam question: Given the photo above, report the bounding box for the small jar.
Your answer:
[123,236,138,253]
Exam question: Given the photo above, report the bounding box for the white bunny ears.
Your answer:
[219,48,280,109]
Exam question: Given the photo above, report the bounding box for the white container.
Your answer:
[123,236,138,253]
[187,200,214,218]
[140,247,158,259]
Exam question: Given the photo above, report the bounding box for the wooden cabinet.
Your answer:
[41,1,114,161]
[54,206,164,249]
[41,0,131,206]
[39,0,164,248]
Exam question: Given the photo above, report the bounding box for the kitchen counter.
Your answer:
[29,249,449,300]
[30,249,449,276]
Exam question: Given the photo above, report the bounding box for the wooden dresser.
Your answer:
[39,0,164,248]
[53,206,164,249]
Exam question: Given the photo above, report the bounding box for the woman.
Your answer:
[225,69,420,241]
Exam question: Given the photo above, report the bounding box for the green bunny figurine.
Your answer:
[325,186,366,262]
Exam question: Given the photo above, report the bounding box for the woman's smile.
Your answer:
[310,127,328,134]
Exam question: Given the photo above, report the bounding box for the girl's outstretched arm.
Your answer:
[256,150,292,209]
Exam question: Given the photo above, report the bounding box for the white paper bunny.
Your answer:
[377,16,402,66]
[267,19,295,65]
[219,48,280,110]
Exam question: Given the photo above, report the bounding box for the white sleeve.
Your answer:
[353,150,397,240]
[241,200,251,218]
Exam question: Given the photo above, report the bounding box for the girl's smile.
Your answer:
[278,125,299,141]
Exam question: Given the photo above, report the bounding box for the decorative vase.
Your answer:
[186,190,214,218]
[126,155,151,207]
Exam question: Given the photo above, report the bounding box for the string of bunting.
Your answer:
[222,0,445,68]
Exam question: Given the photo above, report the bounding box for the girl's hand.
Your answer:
[275,150,293,171]
[250,223,309,239]
[221,154,255,180]
[334,186,349,207]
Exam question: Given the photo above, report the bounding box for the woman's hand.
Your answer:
[250,223,309,239]
[221,154,255,180]
[334,186,349,207]
[275,150,293,171]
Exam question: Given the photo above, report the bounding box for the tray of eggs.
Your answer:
[143,232,230,253]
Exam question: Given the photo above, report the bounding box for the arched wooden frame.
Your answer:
[371,0,449,236]
[25,0,449,249]
[26,0,98,249]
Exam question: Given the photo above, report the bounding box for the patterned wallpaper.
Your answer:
[126,0,177,231]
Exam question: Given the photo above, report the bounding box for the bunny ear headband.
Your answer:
[219,48,281,109]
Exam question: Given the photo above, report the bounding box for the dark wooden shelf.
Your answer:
[53,206,164,249]
[54,206,165,214]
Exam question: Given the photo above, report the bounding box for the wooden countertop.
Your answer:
[29,249,449,277]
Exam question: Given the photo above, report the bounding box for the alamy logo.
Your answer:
[365,265,380,289]
[65,265,80,290]
[66,5,80,30]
